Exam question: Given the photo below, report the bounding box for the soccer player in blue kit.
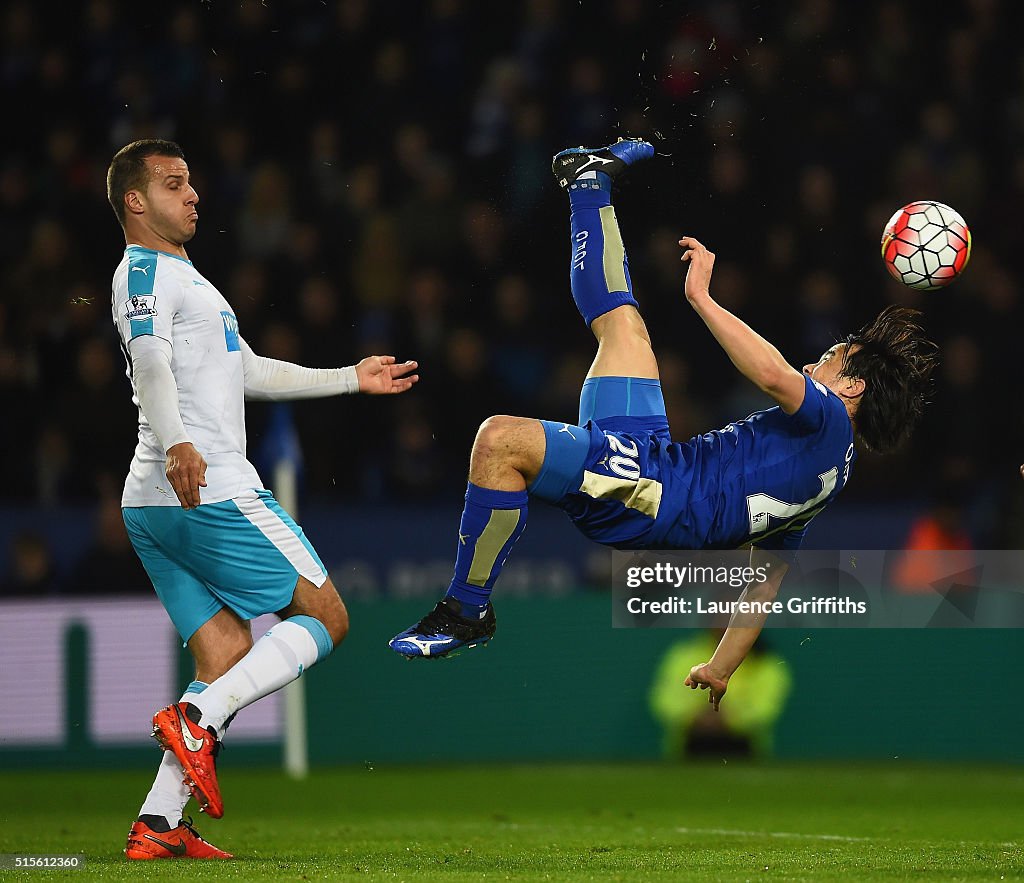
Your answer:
[390,138,937,709]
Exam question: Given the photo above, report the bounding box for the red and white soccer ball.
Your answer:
[880,201,971,290]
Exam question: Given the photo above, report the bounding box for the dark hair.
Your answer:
[106,139,185,226]
[839,305,939,454]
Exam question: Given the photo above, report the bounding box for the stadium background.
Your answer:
[3,0,1024,770]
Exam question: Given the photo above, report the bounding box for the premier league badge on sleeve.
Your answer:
[123,295,158,322]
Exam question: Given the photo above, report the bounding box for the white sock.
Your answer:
[138,684,207,828]
[189,618,330,736]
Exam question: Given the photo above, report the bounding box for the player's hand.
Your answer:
[165,442,207,510]
[679,236,716,304]
[684,661,729,712]
[356,355,419,395]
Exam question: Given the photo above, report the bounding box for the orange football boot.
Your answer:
[124,817,232,860]
[151,702,224,818]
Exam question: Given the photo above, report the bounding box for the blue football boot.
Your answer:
[551,136,655,189]
[389,597,497,659]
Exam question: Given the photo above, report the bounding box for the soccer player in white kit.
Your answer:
[107,140,419,860]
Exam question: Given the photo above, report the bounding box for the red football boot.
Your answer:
[124,817,232,860]
[151,702,224,818]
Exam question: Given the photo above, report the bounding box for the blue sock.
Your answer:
[568,177,639,326]
[444,482,528,616]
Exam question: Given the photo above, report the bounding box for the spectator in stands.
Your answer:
[890,481,975,594]
[0,530,61,598]
[0,0,1017,550]
[66,488,151,595]
[649,631,792,759]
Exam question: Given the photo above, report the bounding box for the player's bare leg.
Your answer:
[187,607,254,682]
[277,575,349,646]
[588,305,659,381]
[467,415,546,492]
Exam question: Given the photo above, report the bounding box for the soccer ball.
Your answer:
[880,201,971,290]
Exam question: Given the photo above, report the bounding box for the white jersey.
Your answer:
[111,245,264,507]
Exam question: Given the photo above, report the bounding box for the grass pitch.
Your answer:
[1,762,1022,881]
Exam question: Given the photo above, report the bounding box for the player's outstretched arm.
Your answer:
[239,338,418,400]
[684,552,789,711]
[680,236,806,414]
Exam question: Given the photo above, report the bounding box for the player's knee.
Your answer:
[286,576,349,650]
[325,599,349,647]
[473,415,521,461]
[317,579,349,647]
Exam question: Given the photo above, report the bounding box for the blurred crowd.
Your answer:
[2,0,1023,564]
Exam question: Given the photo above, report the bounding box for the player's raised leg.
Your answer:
[552,137,654,331]
[153,575,347,817]
[554,137,667,427]
[133,495,347,823]
[388,139,657,660]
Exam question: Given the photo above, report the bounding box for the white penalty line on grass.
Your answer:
[675,828,1021,850]
[675,826,873,843]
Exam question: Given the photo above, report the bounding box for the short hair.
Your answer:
[106,139,185,226]
[839,305,939,454]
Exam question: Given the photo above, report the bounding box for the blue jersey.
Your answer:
[654,375,855,550]
[547,375,855,552]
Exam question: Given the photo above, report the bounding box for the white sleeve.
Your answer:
[240,337,359,401]
[113,252,184,345]
[129,335,190,452]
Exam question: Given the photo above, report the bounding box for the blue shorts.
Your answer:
[123,489,328,642]
[529,376,673,548]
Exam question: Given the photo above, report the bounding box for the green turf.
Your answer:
[1,763,1022,881]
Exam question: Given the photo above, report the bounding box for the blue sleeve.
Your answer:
[787,374,836,434]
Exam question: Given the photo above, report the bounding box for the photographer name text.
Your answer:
[623,596,867,615]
